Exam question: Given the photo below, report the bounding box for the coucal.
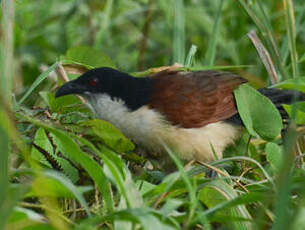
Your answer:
[55,67,303,163]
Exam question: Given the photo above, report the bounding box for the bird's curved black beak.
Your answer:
[55,80,87,98]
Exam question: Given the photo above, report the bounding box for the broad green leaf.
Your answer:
[27,176,92,198]
[136,180,156,196]
[31,127,53,168]
[26,114,140,213]
[43,170,91,216]
[78,140,141,209]
[266,142,283,173]
[9,207,45,223]
[199,180,252,230]
[39,91,88,115]
[32,128,80,183]
[19,115,114,213]
[283,103,305,125]
[234,84,283,140]
[7,208,55,230]
[160,199,184,217]
[272,77,305,93]
[81,119,135,152]
[64,46,115,69]
[47,129,114,212]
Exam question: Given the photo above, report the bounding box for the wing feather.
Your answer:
[149,70,247,128]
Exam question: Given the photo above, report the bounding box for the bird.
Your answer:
[55,67,303,164]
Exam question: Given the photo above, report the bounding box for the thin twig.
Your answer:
[56,63,70,82]
[56,62,86,103]
[196,160,229,177]
[20,201,74,225]
[153,192,170,209]
[248,30,279,84]
[197,160,249,193]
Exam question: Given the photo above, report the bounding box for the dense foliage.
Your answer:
[2,0,305,229]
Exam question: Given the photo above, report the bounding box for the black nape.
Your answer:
[109,74,153,111]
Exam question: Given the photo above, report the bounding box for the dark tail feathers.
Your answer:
[226,88,305,125]
[258,88,305,120]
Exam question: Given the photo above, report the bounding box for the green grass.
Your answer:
[2,0,305,229]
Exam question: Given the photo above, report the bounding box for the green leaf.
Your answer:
[272,78,305,93]
[0,123,11,228]
[8,207,45,224]
[39,91,88,114]
[104,208,177,230]
[160,199,183,217]
[199,180,252,229]
[0,123,10,208]
[64,46,115,69]
[204,0,225,66]
[185,45,197,67]
[20,115,114,213]
[43,170,91,216]
[18,62,59,105]
[234,84,283,140]
[78,138,131,208]
[81,119,135,152]
[26,176,92,199]
[31,128,80,183]
[173,0,185,64]
[47,129,114,212]
[31,127,53,168]
[282,103,305,125]
[266,142,283,173]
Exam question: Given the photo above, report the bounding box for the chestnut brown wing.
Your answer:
[149,70,247,128]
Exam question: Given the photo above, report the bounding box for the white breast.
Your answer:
[86,94,241,162]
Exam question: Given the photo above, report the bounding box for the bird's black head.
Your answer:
[55,67,152,110]
[56,67,129,97]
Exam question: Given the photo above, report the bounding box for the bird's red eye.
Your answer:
[89,78,98,86]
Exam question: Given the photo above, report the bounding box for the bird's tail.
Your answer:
[258,88,305,120]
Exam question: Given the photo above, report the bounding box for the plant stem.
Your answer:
[1,0,14,105]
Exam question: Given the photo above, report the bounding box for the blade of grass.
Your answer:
[44,170,91,217]
[280,6,304,65]
[256,1,281,58]
[18,62,59,105]
[0,105,24,229]
[173,0,185,64]
[19,114,115,213]
[210,156,275,189]
[185,45,197,67]
[94,0,113,48]
[161,142,211,230]
[284,0,299,78]
[204,0,224,67]
[1,0,14,105]
[0,122,9,229]
[238,0,288,80]
[271,127,298,230]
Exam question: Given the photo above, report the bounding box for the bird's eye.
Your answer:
[89,78,98,86]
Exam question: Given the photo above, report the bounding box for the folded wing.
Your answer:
[149,70,247,128]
